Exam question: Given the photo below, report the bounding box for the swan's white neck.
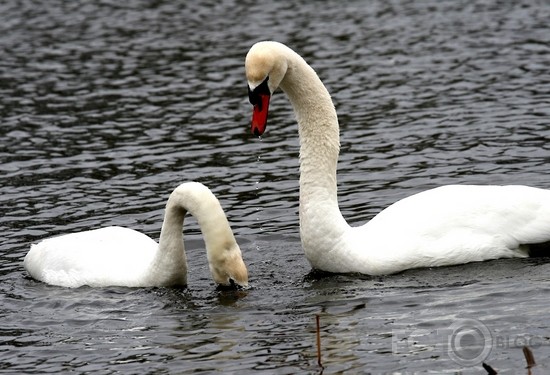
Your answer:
[155,183,238,285]
[276,45,349,259]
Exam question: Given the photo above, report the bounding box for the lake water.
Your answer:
[1,0,550,373]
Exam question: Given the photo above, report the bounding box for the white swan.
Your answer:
[24,182,248,288]
[245,41,550,275]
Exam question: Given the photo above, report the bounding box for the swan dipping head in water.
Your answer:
[246,41,550,275]
[24,182,248,288]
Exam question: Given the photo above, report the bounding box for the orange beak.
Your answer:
[248,77,271,137]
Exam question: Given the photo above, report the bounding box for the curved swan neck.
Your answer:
[152,182,236,286]
[273,44,340,194]
[274,43,346,228]
[159,182,237,257]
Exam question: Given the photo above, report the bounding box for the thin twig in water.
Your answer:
[523,346,536,369]
[316,314,323,369]
[482,362,498,374]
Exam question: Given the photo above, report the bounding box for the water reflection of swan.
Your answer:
[24,182,248,288]
[246,41,550,275]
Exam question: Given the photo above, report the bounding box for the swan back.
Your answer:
[25,226,162,287]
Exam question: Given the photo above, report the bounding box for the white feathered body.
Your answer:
[304,185,550,275]
[24,226,184,288]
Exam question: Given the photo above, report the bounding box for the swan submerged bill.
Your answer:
[245,40,550,275]
[24,182,248,288]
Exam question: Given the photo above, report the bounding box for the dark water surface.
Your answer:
[1,0,550,373]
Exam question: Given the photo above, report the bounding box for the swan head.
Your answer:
[208,242,249,288]
[246,41,289,136]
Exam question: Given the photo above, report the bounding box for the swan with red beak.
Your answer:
[245,40,550,276]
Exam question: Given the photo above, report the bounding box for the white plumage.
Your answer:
[246,41,550,275]
[24,182,248,288]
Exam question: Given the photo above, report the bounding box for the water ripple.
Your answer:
[1,0,550,373]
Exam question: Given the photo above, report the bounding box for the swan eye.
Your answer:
[248,76,270,108]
